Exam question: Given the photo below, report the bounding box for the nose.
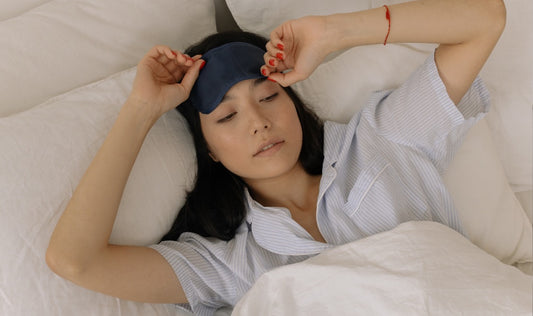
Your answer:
[248,107,271,135]
[253,124,269,135]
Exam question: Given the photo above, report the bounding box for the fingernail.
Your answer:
[267,77,277,83]
[199,60,206,70]
[276,53,284,61]
[277,43,284,50]
[261,68,267,76]
[269,59,276,66]
[171,51,177,56]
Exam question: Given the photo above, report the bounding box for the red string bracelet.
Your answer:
[383,5,391,45]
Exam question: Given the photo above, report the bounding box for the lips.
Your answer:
[253,139,285,157]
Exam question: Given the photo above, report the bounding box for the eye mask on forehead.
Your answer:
[189,42,266,114]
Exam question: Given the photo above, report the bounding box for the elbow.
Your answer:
[485,0,507,34]
[468,0,506,43]
[45,247,86,281]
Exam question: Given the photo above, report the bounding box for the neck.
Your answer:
[245,163,321,212]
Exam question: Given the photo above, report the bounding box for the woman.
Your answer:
[162,31,325,243]
[46,0,506,314]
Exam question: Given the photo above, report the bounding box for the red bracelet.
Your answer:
[383,5,391,45]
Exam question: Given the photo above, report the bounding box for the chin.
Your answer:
[245,159,302,182]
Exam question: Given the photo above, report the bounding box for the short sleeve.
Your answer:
[149,234,237,315]
[359,50,490,171]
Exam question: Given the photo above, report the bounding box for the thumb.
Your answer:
[268,70,307,87]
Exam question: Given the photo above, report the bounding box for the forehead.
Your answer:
[223,78,270,98]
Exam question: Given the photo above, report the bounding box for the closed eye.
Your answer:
[260,92,279,102]
[217,112,236,123]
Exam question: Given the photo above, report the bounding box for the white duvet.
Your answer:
[232,221,532,316]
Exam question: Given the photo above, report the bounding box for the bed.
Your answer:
[0,0,531,315]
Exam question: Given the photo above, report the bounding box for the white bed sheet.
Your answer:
[233,221,533,316]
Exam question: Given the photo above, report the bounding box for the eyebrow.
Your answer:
[220,77,268,104]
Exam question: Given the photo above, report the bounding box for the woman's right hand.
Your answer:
[261,15,335,87]
[127,45,205,120]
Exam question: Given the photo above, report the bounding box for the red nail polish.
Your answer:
[261,68,267,76]
[277,43,284,50]
[276,52,284,61]
[171,51,177,56]
[199,61,206,70]
[269,59,275,66]
[267,77,277,83]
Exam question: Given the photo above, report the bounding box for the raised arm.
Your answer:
[262,0,505,104]
[46,46,204,303]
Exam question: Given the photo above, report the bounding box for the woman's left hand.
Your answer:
[261,15,334,87]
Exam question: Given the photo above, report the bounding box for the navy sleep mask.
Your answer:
[189,42,266,114]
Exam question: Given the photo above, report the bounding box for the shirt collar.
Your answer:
[244,188,332,256]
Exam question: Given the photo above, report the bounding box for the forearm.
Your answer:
[47,100,157,270]
[328,0,505,51]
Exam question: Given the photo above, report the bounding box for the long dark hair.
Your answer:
[161,31,324,241]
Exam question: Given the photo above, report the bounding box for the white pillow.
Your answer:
[226,0,532,264]
[0,67,197,316]
[443,119,532,264]
[0,0,49,20]
[226,0,370,37]
[1,66,197,244]
[0,0,216,117]
[227,0,532,193]
[480,0,533,193]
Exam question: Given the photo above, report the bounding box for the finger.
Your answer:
[267,56,278,68]
[146,45,176,64]
[160,55,187,81]
[265,41,284,62]
[260,65,270,77]
[181,54,196,66]
[263,52,279,73]
[145,45,169,59]
[163,59,180,77]
[268,70,306,87]
[170,54,200,83]
[180,59,205,92]
[175,52,194,66]
[264,40,290,73]
[161,46,178,60]
[156,53,172,66]
[269,25,285,51]
[150,46,193,68]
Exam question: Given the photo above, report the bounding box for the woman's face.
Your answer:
[199,78,303,182]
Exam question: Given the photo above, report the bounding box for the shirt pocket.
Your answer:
[343,156,392,218]
[342,156,429,228]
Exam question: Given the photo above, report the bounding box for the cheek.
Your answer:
[282,105,303,141]
[203,127,245,162]
[206,131,253,177]
[200,119,233,155]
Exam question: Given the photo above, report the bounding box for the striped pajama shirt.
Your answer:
[150,51,490,315]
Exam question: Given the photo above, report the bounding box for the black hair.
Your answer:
[161,31,324,241]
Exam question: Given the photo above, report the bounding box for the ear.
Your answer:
[208,151,219,162]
